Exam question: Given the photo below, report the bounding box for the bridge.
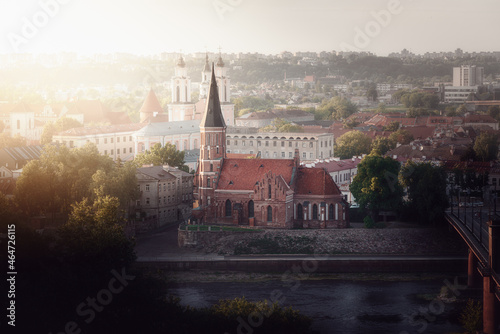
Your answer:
[446,201,500,334]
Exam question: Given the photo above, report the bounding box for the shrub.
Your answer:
[364,216,376,228]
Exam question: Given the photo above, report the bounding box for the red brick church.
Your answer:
[193,65,349,228]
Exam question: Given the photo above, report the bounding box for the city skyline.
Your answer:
[0,0,499,56]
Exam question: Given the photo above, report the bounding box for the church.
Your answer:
[193,65,349,229]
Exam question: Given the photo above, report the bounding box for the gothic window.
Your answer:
[248,200,254,218]
[312,204,318,220]
[225,199,232,217]
[297,204,303,220]
[210,163,213,172]
[329,204,334,220]
[207,177,210,187]
[268,184,271,199]
[267,206,272,222]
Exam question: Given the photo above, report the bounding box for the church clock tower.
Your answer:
[168,55,194,121]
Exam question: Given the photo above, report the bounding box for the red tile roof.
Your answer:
[139,89,164,115]
[295,167,341,196]
[464,114,497,124]
[217,158,295,190]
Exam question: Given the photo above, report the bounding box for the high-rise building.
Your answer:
[453,65,484,86]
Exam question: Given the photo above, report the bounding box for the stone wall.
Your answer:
[178,227,263,248]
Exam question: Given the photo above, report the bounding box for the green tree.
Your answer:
[383,121,400,132]
[41,117,83,145]
[399,161,449,225]
[389,129,414,146]
[459,299,482,334]
[366,84,378,102]
[488,105,500,120]
[0,133,26,149]
[474,131,499,161]
[316,96,358,120]
[334,130,372,159]
[260,118,303,133]
[134,142,186,168]
[371,136,394,155]
[350,154,404,220]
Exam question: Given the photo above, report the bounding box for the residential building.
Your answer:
[134,165,193,231]
[453,65,484,87]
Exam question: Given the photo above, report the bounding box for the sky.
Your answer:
[0,0,499,56]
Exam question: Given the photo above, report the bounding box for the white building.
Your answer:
[444,86,479,103]
[453,65,484,87]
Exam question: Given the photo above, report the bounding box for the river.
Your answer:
[169,275,473,334]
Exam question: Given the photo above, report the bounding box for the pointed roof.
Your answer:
[139,88,163,115]
[216,53,225,67]
[176,55,186,67]
[200,64,226,128]
[203,53,210,72]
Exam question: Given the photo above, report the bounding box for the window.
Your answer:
[281,141,285,147]
[104,138,107,144]
[234,140,238,146]
[129,147,133,153]
[248,200,254,218]
[297,204,303,220]
[210,163,213,172]
[110,149,114,155]
[123,148,126,154]
[207,177,210,187]
[123,136,126,142]
[163,184,166,191]
[117,137,120,143]
[312,204,318,220]
[309,142,313,148]
[273,141,277,147]
[289,152,292,158]
[265,141,269,147]
[146,184,150,192]
[310,153,313,158]
[146,197,150,205]
[267,206,272,222]
[289,142,292,147]
[257,141,261,147]
[329,204,334,220]
[227,139,230,145]
[249,141,253,146]
[242,140,245,146]
[303,152,306,158]
[225,199,232,217]
[268,184,272,199]
[281,152,285,158]
[111,138,114,143]
[129,136,132,141]
[273,152,277,158]
[104,150,107,155]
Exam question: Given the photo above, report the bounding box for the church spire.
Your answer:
[200,64,226,128]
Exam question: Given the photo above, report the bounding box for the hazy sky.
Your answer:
[1,0,499,56]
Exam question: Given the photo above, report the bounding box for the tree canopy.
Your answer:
[350,154,404,220]
[260,118,304,133]
[399,161,449,225]
[41,117,83,145]
[473,131,499,161]
[334,130,372,159]
[315,96,358,120]
[134,142,187,170]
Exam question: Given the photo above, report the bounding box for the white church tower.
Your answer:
[168,55,195,121]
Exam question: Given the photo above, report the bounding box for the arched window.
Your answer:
[312,204,318,220]
[194,139,198,149]
[225,199,232,217]
[248,200,254,218]
[267,206,272,222]
[297,204,303,220]
[329,204,334,220]
[207,177,210,187]
[176,86,180,102]
[268,184,271,199]
[185,86,188,102]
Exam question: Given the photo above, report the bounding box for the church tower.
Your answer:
[214,53,235,126]
[194,64,227,221]
[199,53,211,99]
[168,55,195,121]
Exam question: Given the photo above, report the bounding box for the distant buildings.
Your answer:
[453,65,484,87]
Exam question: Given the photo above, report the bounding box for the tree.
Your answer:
[260,118,303,133]
[389,129,414,146]
[41,117,83,145]
[371,136,394,155]
[399,161,449,225]
[382,121,400,132]
[474,131,499,161]
[488,105,500,120]
[134,142,186,168]
[334,130,372,159]
[350,154,404,220]
[0,133,26,149]
[366,84,378,102]
[316,96,358,120]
